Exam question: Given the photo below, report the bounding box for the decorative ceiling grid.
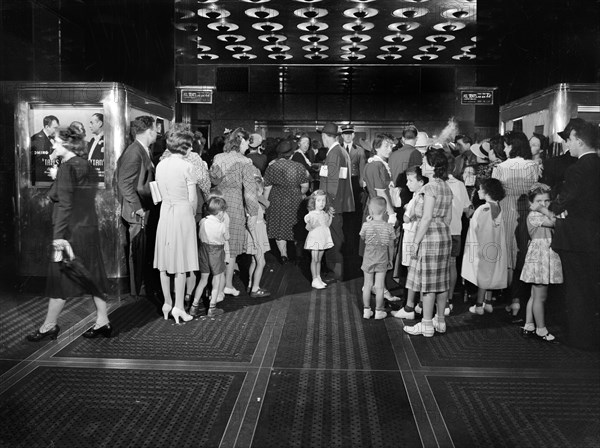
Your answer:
[175,0,477,65]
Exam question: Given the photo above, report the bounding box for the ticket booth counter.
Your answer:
[11,82,173,290]
[499,83,600,155]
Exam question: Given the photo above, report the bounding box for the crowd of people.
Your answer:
[26,115,599,351]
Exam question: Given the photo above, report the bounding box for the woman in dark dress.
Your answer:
[264,139,310,262]
[27,126,111,341]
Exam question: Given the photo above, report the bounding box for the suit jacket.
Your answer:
[117,140,155,223]
[87,134,104,161]
[31,130,53,185]
[541,151,576,198]
[389,144,423,187]
[345,142,368,186]
[320,143,355,213]
[550,152,600,253]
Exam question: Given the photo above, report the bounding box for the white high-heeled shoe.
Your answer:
[171,307,193,324]
[162,303,173,320]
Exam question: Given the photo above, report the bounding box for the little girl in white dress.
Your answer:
[304,190,334,289]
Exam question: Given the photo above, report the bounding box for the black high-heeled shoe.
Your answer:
[26,325,60,342]
[82,323,113,339]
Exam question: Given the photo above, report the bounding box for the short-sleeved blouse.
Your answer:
[363,160,391,199]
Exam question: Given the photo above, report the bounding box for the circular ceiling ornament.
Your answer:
[377,54,402,61]
[342,20,374,32]
[461,45,476,52]
[305,53,328,60]
[341,43,367,52]
[348,0,376,3]
[233,53,257,60]
[187,34,202,43]
[413,54,439,61]
[242,0,270,3]
[442,8,475,20]
[245,7,279,20]
[452,53,476,60]
[343,7,378,20]
[225,44,252,53]
[269,53,293,61]
[197,0,217,4]
[380,45,407,53]
[303,44,329,53]
[300,34,328,43]
[340,53,366,61]
[295,0,322,3]
[175,8,195,20]
[208,21,239,32]
[264,44,291,53]
[252,21,284,32]
[433,22,466,32]
[419,44,446,53]
[297,20,328,33]
[197,45,212,52]
[217,34,246,43]
[197,7,230,20]
[388,22,419,33]
[294,7,328,19]
[174,23,198,32]
[404,0,429,3]
[471,36,478,42]
[342,33,371,43]
[259,34,287,43]
[197,53,218,60]
[384,33,413,43]
[392,8,428,19]
[426,34,455,43]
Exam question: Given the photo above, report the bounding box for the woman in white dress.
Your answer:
[154,127,199,323]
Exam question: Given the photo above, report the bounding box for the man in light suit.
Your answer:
[319,122,355,281]
[550,118,600,350]
[117,116,159,301]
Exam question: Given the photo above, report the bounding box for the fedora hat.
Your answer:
[317,122,340,136]
[276,139,297,157]
[557,117,586,141]
[340,124,355,134]
[415,131,430,147]
[470,143,489,160]
[356,137,372,153]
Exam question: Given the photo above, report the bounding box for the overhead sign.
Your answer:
[181,89,213,104]
[461,90,494,105]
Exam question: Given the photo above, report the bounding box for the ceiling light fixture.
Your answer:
[218,34,246,43]
[300,34,328,43]
[426,34,455,43]
[208,21,239,33]
[252,21,284,32]
[433,22,465,32]
[245,7,279,19]
[388,22,419,33]
[392,8,428,19]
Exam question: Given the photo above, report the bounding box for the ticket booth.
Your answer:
[10,82,173,290]
[499,83,600,156]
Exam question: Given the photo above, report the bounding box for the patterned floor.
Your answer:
[1,259,599,447]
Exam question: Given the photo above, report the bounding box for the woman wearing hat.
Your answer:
[264,139,310,263]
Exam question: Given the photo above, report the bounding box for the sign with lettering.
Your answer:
[461,90,494,105]
[181,89,213,104]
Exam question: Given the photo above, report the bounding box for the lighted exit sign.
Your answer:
[181,89,213,104]
[461,90,495,105]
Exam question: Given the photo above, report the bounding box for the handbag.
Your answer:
[389,184,402,208]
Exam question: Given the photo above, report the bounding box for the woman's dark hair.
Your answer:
[405,165,429,185]
[131,116,155,135]
[57,125,87,158]
[306,189,333,213]
[480,178,506,202]
[69,121,86,137]
[425,147,449,180]
[489,135,506,161]
[527,182,552,202]
[166,124,194,155]
[504,131,532,159]
[224,127,249,153]
[371,133,396,153]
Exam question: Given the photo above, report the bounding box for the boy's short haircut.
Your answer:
[368,196,387,216]
[206,196,227,215]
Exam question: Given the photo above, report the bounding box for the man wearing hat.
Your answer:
[390,126,423,207]
[340,124,367,252]
[319,122,354,281]
[540,121,577,198]
[548,118,600,350]
[452,134,478,188]
[246,133,267,174]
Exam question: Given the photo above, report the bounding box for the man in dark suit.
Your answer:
[541,134,576,198]
[117,116,160,301]
[340,124,367,255]
[31,115,59,185]
[319,122,354,281]
[549,118,600,350]
[87,113,105,181]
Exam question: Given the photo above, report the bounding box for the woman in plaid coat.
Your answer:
[211,128,259,296]
[404,148,453,338]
